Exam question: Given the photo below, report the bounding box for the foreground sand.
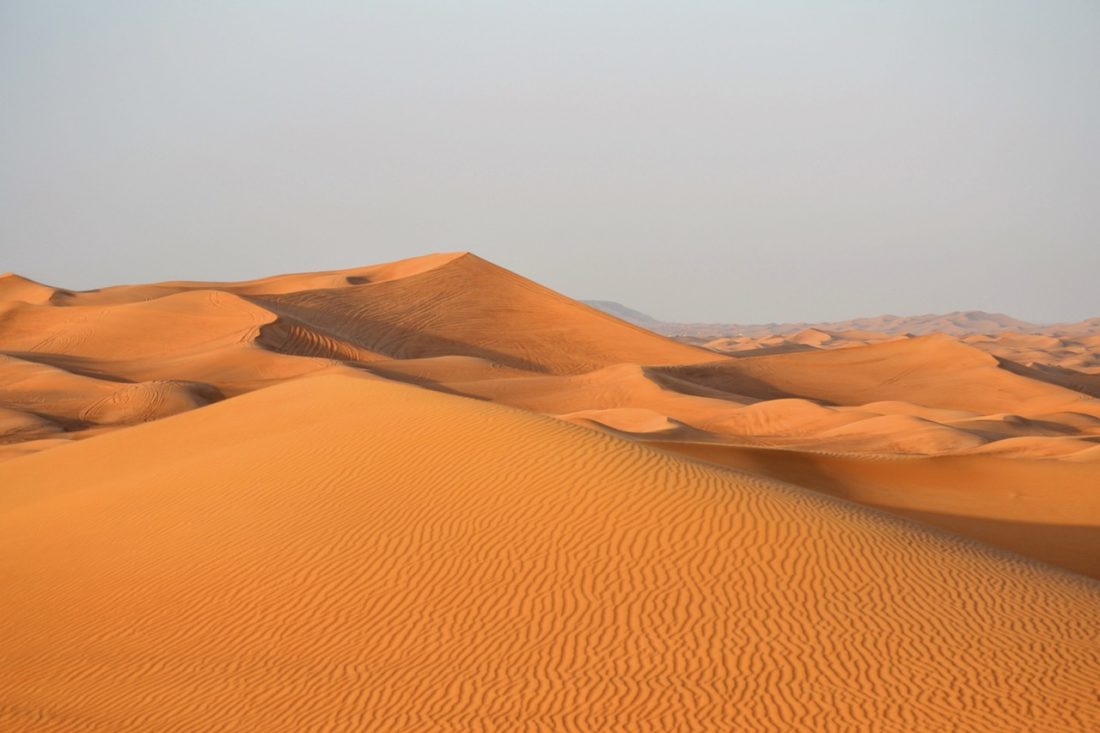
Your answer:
[2,373,1099,731]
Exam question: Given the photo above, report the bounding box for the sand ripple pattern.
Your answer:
[1,374,1099,731]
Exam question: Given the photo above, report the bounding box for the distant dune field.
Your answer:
[2,254,1099,730]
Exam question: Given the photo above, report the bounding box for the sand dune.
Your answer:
[699,323,1100,399]
[813,413,988,453]
[0,289,272,358]
[707,398,873,437]
[442,363,749,428]
[2,253,1099,556]
[0,273,59,305]
[650,442,1100,578]
[0,288,338,398]
[248,253,713,373]
[0,405,62,443]
[34,252,467,307]
[0,252,709,391]
[665,335,1099,416]
[6,255,1097,464]
[0,353,216,453]
[2,373,1099,731]
[4,253,1100,729]
[558,406,705,437]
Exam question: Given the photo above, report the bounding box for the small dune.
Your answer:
[673,334,1099,416]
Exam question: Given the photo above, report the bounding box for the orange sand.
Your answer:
[2,373,1099,730]
[2,254,1100,730]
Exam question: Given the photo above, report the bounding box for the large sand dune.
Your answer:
[2,373,1099,731]
[246,253,713,373]
[2,254,1099,554]
[3,253,1100,729]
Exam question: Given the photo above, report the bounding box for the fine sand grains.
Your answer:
[1,374,1098,731]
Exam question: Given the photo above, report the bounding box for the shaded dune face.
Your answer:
[2,374,1099,731]
[245,253,713,373]
[701,325,1100,400]
[0,253,714,435]
[651,441,1100,579]
[659,335,1097,416]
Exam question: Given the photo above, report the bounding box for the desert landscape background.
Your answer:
[2,252,1099,730]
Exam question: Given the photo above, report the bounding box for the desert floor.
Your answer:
[2,252,1099,730]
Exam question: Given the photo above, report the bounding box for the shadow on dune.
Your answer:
[897,510,1100,581]
[648,363,809,403]
[722,344,820,357]
[996,356,1100,399]
[248,297,552,373]
[353,363,496,402]
[2,350,138,383]
[646,439,1100,581]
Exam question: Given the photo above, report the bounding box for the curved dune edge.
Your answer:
[2,373,1099,731]
[646,441,1100,578]
[3,253,1099,464]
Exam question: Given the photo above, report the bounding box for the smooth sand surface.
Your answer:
[2,373,1099,731]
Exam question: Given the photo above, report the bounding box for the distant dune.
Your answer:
[585,300,1099,338]
[3,254,1100,730]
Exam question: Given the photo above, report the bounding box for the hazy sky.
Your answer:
[2,1,1098,323]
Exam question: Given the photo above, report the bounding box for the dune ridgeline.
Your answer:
[2,252,1099,731]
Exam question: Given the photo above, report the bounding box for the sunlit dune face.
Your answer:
[2,254,1099,730]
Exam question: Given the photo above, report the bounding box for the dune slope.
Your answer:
[0,253,717,458]
[665,335,1098,416]
[2,373,1098,731]
[650,442,1100,578]
[249,253,714,373]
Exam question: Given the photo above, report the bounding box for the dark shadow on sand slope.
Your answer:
[2,350,138,383]
[996,356,1100,399]
[649,362,815,403]
[247,296,553,374]
[896,510,1100,582]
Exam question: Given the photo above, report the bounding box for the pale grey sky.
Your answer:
[2,1,1097,323]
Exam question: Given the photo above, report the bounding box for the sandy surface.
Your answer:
[2,253,1100,729]
[2,373,1099,731]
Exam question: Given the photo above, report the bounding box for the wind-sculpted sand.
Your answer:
[2,374,1099,731]
[4,253,1098,461]
[2,253,1100,729]
[648,442,1100,578]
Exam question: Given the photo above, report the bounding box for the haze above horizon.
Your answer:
[2,1,1097,323]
